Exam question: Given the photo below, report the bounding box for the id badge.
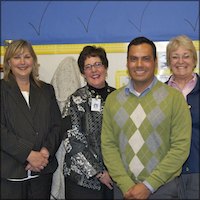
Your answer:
[91,98,101,111]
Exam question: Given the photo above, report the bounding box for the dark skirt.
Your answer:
[1,174,53,199]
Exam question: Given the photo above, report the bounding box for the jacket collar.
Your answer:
[6,75,42,129]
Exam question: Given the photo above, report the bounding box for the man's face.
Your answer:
[127,43,157,91]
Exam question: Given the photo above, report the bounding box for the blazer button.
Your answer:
[36,132,39,135]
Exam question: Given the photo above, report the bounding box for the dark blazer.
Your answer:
[1,76,62,179]
[166,73,200,173]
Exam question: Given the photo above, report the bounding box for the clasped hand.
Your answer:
[25,147,49,172]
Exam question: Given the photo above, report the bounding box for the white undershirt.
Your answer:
[21,91,30,107]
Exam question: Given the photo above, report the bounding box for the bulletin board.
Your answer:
[1,1,199,45]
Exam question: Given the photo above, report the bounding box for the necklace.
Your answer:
[87,82,111,99]
[90,88,111,100]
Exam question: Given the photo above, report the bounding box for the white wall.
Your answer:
[37,52,128,88]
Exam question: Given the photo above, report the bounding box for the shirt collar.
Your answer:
[125,76,158,97]
[168,73,196,86]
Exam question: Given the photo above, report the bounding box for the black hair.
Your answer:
[127,36,157,60]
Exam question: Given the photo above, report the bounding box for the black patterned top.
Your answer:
[62,82,115,190]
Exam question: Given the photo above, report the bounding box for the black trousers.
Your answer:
[1,174,52,199]
[65,178,114,200]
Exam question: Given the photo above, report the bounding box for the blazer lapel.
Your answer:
[7,77,34,128]
[29,81,42,118]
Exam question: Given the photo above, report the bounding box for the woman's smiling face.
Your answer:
[8,48,33,81]
[83,56,107,89]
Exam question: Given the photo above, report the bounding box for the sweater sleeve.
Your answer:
[101,94,135,194]
[146,90,192,191]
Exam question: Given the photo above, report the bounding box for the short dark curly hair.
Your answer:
[78,45,108,74]
[127,36,157,60]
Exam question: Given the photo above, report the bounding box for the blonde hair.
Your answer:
[166,35,197,68]
[3,39,42,86]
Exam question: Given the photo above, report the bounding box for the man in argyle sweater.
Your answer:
[101,37,191,199]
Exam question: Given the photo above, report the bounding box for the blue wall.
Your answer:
[1,0,199,45]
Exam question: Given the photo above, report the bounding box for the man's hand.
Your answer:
[124,183,151,199]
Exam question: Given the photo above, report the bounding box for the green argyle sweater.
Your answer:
[101,81,191,194]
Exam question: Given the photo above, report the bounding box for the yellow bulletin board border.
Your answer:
[0,41,198,55]
[115,70,129,89]
[0,42,128,55]
[0,42,128,72]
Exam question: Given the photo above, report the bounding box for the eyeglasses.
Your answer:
[84,62,103,71]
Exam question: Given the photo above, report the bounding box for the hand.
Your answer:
[97,171,113,190]
[25,148,49,171]
[124,183,151,200]
[40,147,50,159]
[25,163,44,172]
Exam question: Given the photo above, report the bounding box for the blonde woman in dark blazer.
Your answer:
[166,35,199,199]
[1,39,62,199]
